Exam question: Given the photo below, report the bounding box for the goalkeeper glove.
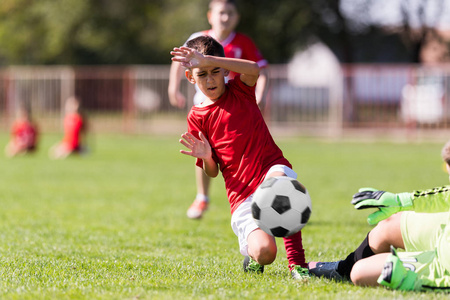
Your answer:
[378,246,421,291]
[352,186,450,225]
[351,188,413,225]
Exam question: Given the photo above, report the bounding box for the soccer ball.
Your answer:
[251,176,312,237]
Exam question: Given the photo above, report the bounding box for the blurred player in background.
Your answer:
[49,96,86,159]
[309,140,450,291]
[168,0,269,219]
[5,104,38,158]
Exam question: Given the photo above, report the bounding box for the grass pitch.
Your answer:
[0,133,448,299]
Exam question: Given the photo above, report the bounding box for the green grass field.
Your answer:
[0,133,448,299]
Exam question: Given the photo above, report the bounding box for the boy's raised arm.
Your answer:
[171,47,260,86]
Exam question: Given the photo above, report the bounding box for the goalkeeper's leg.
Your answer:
[320,213,404,279]
[350,253,390,286]
[351,248,421,290]
[367,212,404,253]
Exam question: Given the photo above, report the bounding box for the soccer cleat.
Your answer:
[243,256,264,273]
[290,265,310,280]
[308,261,345,281]
[186,199,209,219]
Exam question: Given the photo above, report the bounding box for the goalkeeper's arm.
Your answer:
[353,185,450,213]
[352,185,450,225]
[411,186,450,212]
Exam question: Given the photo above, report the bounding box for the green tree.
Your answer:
[0,0,207,65]
[0,0,445,65]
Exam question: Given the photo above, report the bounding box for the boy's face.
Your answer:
[207,2,239,36]
[65,97,79,113]
[186,66,229,101]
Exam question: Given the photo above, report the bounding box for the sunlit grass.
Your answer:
[0,133,447,299]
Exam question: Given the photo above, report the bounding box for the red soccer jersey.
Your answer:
[11,120,37,149]
[62,113,83,150]
[187,76,291,214]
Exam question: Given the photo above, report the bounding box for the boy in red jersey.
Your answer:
[5,105,38,158]
[171,35,309,279]
[49,96,85,159]
[168,0,268,219]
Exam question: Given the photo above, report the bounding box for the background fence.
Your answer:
[1,64,449,139]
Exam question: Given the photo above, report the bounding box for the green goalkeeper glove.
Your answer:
[351,188,413,225]
[377,246,421,291]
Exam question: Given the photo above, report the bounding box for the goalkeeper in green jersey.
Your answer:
[308,140,450,292]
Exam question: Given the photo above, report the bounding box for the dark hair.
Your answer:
[186,35,225,58]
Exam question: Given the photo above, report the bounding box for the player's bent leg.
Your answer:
[351,253,390,286]
[368,212,404,254]
[243,229,276,274]
[247,228,277,265]
[283,231,309,279]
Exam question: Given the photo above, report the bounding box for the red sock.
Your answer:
[283,230,307,268]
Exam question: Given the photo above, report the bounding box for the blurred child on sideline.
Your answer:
[172,36,309,279]
[168,0,269,219]
[5,104,38,158]
[49,96,86,159]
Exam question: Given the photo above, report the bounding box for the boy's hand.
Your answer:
[351,188,413,225]
[168,90,187,108]
[171,47,204,68]
[179,132,212,160]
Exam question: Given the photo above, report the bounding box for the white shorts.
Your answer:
[230,165,298,256]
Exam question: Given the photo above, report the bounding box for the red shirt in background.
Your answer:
[62,113,83,150]
[11,120,38,150]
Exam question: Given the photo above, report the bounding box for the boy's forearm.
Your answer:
[203,157,219,178]
[168,62,183,96]
[205,55,259,78]
[255,69,268,104]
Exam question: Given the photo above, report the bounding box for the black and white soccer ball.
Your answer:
[251,176,312,237]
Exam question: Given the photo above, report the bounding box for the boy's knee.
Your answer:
[379,213,402,227]
[251,243,277,265]
[369,213,403,252]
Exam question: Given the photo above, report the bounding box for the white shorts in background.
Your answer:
[230,165,298,256]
